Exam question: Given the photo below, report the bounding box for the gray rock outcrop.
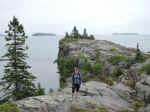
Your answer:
[59,40,136,59]
[16,81,134,112]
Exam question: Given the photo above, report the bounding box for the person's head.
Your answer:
[74,67,79,74]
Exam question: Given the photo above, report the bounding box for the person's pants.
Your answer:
[72,84,80,93]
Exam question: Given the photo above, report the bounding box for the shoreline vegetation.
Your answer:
[32,33,56,36]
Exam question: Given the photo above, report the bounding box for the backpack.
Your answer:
[72,73,81,85]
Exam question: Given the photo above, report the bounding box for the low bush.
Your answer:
[124,80,135,88]
[112,67,123,77]
[105,77,114,86]
[92,63,104,77]
[125,57,136,68]
[119,110,133,112]
[81,58,93,75]
[0,102,20,112]
[110,48,117,51]
[107,55,126,65]
[35,83,45,95]
[49,88,54,93]
[139,63,150,75]
[136,55,149,62]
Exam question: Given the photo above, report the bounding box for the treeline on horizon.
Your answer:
[64,26,95,40]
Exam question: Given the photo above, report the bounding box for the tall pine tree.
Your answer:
[0,16,36,102]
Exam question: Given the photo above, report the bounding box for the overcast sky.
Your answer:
[0,0,150,35]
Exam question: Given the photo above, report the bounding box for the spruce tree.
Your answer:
[0,16,36,102]
[82,28,88,39]
[88,34,95,40]
[65,32,70,39]
[135,43,142,61]
[71,26,79,38]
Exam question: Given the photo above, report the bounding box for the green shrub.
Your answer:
[135,48,149,62]
[105,77,114,86]
[60,77,68,88]
[71,105,91,112]
[112,67,123,77]
[0,102,20,112]
[124,80,135,88]
[139,63,150,75]
[110,48,117,51]
[57,57,76,88]
[49,88,54,93]
[120,110,133,112]
[59,38,81,44]
[92,63,104,77]
[81,58,92,75]
[98,106,108,112]
[35,83,45,95]
[125,57,136,68]
[136,55,149,62]
[107,55,126,65]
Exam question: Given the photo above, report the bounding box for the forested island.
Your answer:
[112,33,140,35]
[32,33,56,36]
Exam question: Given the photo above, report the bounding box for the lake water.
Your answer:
[0,36,61,92]
[0,35,150,92]
[95,35,150,52]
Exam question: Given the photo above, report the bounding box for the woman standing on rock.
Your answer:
[72,67,82,101]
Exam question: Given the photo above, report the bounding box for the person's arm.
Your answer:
[79,73,82,84]
[72,73,74,85]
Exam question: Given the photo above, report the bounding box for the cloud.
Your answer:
[0,0,150,34]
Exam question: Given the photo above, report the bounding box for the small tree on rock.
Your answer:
[82,28,88,39]
[71,26,79,38]
[135,43,143,61]
[65,32,70,39]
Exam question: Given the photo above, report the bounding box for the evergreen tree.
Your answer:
[0,16,37,102]
[71,26,79,38]
[135,43,142,61]
[82,28,88,39]
[65,32,70,39]
[88,34,95,40]
[35,83,45,95]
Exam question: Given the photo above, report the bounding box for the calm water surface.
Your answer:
[0,36,61,91]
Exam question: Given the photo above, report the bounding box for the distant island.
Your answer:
[112,33,140,36]
[32,33,56,36]
[0,34,5,36]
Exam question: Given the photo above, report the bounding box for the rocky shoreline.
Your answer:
[13,39,150,112]
[16,80,150,112]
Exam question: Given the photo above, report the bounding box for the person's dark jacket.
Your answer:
[72,73,82,85]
